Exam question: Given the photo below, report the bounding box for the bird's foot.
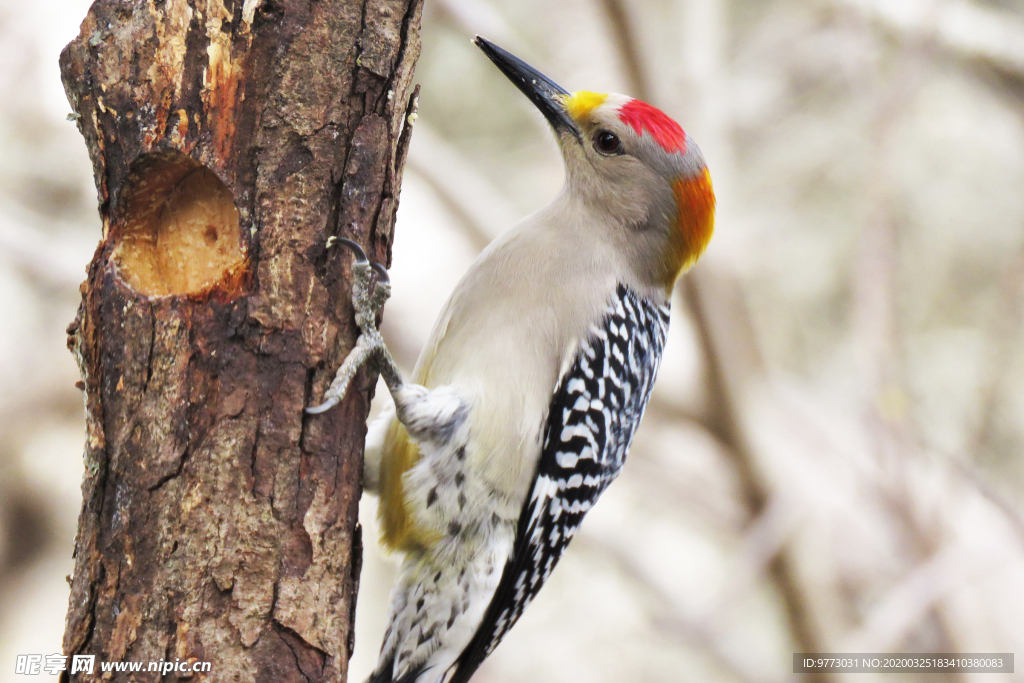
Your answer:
[306,239,399,415]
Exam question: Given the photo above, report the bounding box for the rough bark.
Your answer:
[58,0,423,680]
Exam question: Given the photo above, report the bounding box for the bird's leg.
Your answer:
[306,240,467,454]
[306,239,404,415]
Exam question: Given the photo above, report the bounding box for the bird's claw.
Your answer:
[335,237,369,263]
[370,260,389,283]
[335,238,390,325]
[306,238,393,415]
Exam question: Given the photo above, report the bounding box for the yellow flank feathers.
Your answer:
[564,90,607,122]
[379,419,441,552]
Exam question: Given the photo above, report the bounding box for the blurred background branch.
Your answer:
[833,0,1024,77]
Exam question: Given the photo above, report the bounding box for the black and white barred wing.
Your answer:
[448,284,670,683]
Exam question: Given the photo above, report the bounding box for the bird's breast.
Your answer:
[415,217,627,504]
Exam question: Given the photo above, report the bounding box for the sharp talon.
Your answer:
[337,238,369,264]
[371,261,390,283]
[306,397,341,415]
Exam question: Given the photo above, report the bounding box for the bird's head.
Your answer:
[475,36,715,289]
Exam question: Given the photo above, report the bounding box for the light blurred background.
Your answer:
[2,0,1024,681]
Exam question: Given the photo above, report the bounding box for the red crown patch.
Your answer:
[617,99,686,154]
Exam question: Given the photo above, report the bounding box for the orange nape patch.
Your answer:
[564,90,608,122]
[670,168,716,276]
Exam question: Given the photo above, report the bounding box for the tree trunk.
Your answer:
[58,0,422,680]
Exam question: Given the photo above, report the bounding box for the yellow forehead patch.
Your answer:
[564,90,608,122]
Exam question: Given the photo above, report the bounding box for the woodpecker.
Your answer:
[308,37,715,683]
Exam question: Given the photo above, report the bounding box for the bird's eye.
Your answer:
[594,130,623,155]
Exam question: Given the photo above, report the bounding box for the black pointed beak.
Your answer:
[474,36,581,142]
